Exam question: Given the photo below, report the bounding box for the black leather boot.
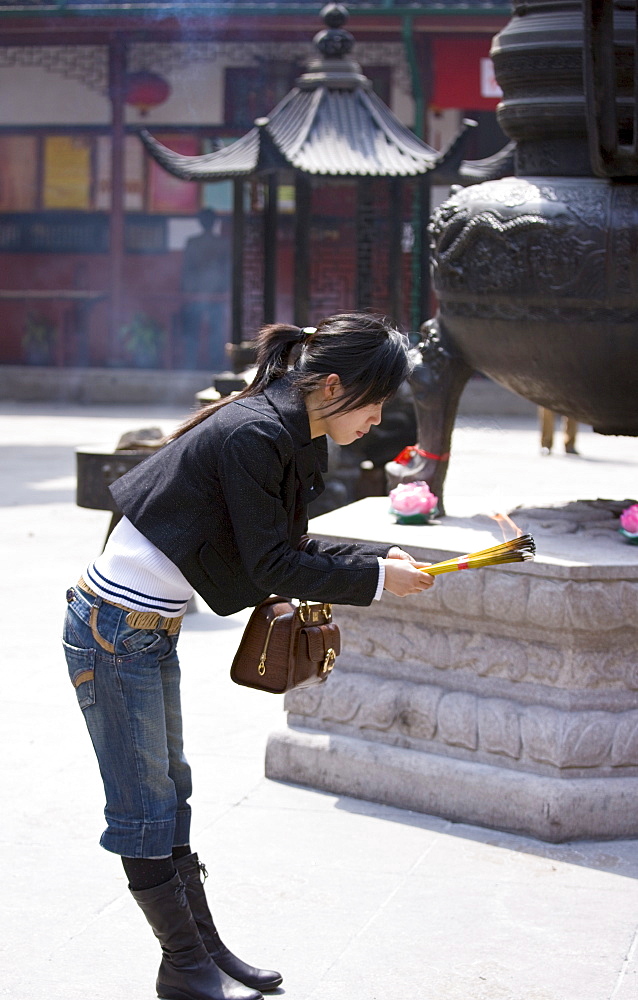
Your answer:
[130,872,263,1000]
[175,853,283,993]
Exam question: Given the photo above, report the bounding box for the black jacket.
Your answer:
[110,375,392,616]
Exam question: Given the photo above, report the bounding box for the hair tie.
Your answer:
[299,326,317,341]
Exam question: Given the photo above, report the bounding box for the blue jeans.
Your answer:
[62,584,192,857]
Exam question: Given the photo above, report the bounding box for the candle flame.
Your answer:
[489,512,523,540]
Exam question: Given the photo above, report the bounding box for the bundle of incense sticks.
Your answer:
[421,533,536,576]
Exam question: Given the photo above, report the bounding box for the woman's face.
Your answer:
[323,400,384,446]
[307,376,384,445]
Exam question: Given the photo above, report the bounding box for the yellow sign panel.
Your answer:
[43,135,91,210]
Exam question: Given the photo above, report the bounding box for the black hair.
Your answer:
[167,312,412,440]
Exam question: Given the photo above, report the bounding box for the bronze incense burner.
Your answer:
[389,0,638,508]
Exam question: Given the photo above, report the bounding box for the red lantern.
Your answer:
[125,71,171,116]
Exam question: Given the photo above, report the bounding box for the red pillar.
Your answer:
[109,36,126,358]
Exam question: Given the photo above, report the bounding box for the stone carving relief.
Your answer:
[333,558,637,690]
[520,706,618,770]
[478,698,522,759]
[284,671,638,772]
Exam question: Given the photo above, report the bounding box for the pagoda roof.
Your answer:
[141,2,469,180]
[141,86,453,179]
[456,139,516,184]
[431,136,516,185]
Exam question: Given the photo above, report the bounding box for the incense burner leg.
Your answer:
[385,317,473,514]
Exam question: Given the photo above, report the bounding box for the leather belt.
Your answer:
[77,578,184,636]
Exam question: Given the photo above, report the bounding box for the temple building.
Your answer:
[0,0,509,372]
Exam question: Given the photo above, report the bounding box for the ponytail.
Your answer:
[166,324,305,441]
[166,312,410,442]
[253,323,307,388]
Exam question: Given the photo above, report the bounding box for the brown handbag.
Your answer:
[230,596,340,694]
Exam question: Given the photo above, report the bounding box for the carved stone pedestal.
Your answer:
[265,498,638,842]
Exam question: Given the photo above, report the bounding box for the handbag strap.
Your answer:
[298,601,332,624]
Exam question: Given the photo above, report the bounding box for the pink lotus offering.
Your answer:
[619,503,638,543]
[389,481,439,524]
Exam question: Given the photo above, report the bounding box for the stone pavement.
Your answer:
[1,400,637,1000]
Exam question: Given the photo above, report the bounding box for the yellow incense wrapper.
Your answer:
[420,534,536,576]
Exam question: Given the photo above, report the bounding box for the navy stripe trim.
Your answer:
[89,563,187,605]
[86,565,189,612]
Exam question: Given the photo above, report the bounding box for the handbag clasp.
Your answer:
[322,647,336,673]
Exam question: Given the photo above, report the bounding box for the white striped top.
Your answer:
[85,516,193,617]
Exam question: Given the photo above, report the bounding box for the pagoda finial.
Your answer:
[314,3,354,60]
[298,2,370,91]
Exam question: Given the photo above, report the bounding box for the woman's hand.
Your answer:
[386,546,417,562]
[382,552,434,596]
